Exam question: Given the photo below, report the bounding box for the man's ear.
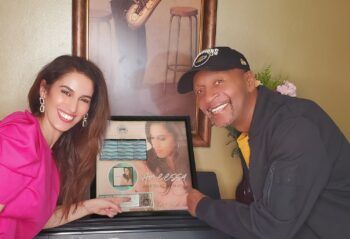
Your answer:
[39,80,48,98]
[244,71,256,92]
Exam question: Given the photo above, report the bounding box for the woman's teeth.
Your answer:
[58,111,74,121]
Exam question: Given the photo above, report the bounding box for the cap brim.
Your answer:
[177,70,199,94]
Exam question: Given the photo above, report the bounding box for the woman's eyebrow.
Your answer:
[59,85,73,92]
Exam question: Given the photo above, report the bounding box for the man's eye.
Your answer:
[195,89,203,95]
[214,79,223,85]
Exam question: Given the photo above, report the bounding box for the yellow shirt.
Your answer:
[237,133,250,167]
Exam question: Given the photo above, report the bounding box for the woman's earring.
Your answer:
[39,96,45,113]
[82,113,88,128]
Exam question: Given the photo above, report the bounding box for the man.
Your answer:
[177,47,350,239]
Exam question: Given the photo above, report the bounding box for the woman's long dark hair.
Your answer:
[28,55,110,218]
[123,167,132,181]
[145,121,190,192]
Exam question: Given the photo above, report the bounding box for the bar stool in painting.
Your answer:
[164,7,198,93]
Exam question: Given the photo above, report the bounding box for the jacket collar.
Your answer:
[249,86,286,138]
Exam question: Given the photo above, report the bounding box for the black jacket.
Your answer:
[196,86,350,239]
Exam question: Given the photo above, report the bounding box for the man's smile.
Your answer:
[209,102,229,114]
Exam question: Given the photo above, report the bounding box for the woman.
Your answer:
[0,55,126,239]
[121,167,133,186]
[143,121,191,210]
[115,167,133,186]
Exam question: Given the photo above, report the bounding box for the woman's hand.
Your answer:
[82,197,130,218]
[45,197,131,228]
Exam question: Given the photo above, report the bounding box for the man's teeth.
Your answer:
[210,103,228,114]
[59,111,74,121]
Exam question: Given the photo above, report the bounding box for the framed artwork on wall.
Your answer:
[72,0,217,146]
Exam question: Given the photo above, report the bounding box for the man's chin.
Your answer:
[209,116,233,128]
[213,122,231,128]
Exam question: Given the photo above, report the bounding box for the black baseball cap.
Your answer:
[177,47,250,94]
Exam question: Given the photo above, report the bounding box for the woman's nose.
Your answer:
[152,140,161,148]
[67,98,79,113]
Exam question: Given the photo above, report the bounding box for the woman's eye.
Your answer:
[61,89,71,96]
[81,98,91,104]
[158,136,166,141]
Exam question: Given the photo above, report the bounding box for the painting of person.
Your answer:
[134,121,192,210]
[88,0,199,127]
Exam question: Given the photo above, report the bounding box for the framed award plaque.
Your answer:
[92,116,197,214]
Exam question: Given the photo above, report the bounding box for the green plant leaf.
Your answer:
[255,65,285,90]
[226,126,240,157]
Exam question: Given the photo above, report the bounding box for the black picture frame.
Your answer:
[91,115,197,216]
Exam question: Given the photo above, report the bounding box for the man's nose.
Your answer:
[205,87,219,105]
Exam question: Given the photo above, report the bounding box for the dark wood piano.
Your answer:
[36,214,232,239]
[37,172,231,238]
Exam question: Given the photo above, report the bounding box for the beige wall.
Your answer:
[0,0,348,199]
[0,0,71,116]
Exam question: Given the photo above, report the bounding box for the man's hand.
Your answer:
[187,188,206,217]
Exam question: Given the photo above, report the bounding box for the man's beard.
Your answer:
[206,105,235,128]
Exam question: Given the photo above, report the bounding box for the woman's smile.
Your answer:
[57,109,75,122]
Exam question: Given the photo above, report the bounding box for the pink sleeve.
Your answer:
[0,116,41,204]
